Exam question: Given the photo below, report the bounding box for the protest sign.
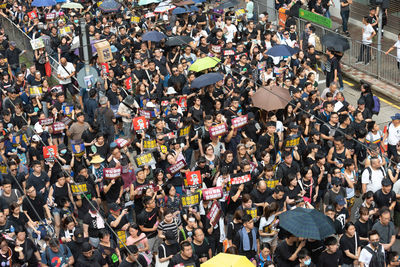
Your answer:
[143,139,157,150]
[103,167,122,179]
[134,184,159,198]
[27,10,38,19]
[61,116,73,126]
[71,141,85,156]
[167,159,186,174]
[181,192,200,207]
[178,96,187,111]
[52,122,66,134]
[30,38,44,50]
[135,152,156,167]
[62,104,73,115]
[179,125,191,137]
[39,117,54,126]
[117,230,127,248]
[231,115,248,128]
[207,201,222,226]
[45,13,55,20]
[284,134,301,148]
[43,145,58,160]
[230,172,251,185]
[185,171,202,187]
[246,208,257,219]
[125,77,132,91]
[138,109,151,120]
[70,183,88,195]
[202,187,223,201]
[115,138,129,148]
[209,123,228,138]
[29,86,42,96]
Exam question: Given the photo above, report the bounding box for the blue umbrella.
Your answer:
[266,45,299,57]
[142,31,167,42]
[99,0,122,12]
[191,72,224,89]
[279,208,335,240]
[56,0,66,3]
[31,0,56,6]
[172,5,198,14]
[193,0,206,3]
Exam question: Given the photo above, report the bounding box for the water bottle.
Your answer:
[9,225,14,233]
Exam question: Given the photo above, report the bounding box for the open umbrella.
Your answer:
[165,35,193,46]
[142,31,167,42]
[172,5,198,14]
[138,0,161,6]
[202,253,254,267]
[321,33,350,52]
[266,44,299,57]
[172,0,194,6]
[56,0,66,3]
[61,1,83,8]
[155,1,176,13]
[99,0,121,12]
[189,57,220,72]
[279,207,335,240]
[31,0,56,7]
[191,72,224,88]
[216,0,239,9]
[251,85,291,111]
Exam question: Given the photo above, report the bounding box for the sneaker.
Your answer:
[365,62,370,66]
[339,87,344,92]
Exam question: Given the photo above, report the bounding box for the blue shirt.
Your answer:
[41,244,72,267]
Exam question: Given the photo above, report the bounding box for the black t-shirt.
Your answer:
[192,240,210,260]
[317,250,343,267]
[137,208,158,238]
[103,178,124,202]
[374,190,396,209]
[355,219,373,247]
[233,229,260,260]
[274,240,299,267]
[119,254,148,267]
[158,242,180,259]
[340,234,360,264]
[107,213,129,232]
[27,171,49,193]
[7,212,29,231]
[168,253,200,267]
[22,194,46,222]
[52,183,69,207]
[251,188,272,215]
[83,212,106,238]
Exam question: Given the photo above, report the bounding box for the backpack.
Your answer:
[366,166,386,182]
[45,244,68,266]
[96,108,109,135]
[364,245,385,267]
[314,35,322,52]
[372,96,381,115]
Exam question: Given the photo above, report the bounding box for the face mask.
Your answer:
[74,19,79,24]
[371,241,379,248]
[304,259,312,266]
[60,149,67,154]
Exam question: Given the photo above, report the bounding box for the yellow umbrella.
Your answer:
[201,253,254,267]
[188,57,221,72]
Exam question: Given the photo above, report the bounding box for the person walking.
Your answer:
[356,16,376,66]
[340,0,351,36]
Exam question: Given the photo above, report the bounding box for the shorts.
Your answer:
[347,197,355,208]
[147,236,161,254]
[394,210,400,227]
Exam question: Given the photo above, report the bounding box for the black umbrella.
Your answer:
[165,35,194,46]
[216,0,239,9]
[191,72,224,88]
[321,33,350,52]
[279,208,335,240]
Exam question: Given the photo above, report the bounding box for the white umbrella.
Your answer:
[155,1,176,13]
[61,1,83,8]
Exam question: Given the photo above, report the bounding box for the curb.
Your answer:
[341,64,400,103]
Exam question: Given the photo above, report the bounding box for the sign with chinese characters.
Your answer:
[115,138,129,148]
[143,139,157,150]
[178,96,187,111]
[61,116,73,126]
[138,109,152,120]
[39,117,54,126]
[70,183,88,195]
[52,122,66,134]
[181,192,200,207]
[209,123,228,138]
[103,167,122,179]
[29,86,42,96]
[245,208,257,219]
[167,159,186,174]
[202,187,223,200]
[185,171,202,187]
[231,115,248,128]
[134,184,159,198]
[230,172,251,185]
[30,38,44,50]
[207,201,222,226]
[284,134,301,148]
[117,230,127,248]
[179,125,191,137]
[134,152,156,167]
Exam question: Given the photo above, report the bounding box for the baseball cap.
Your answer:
[74,228,85,243]
[335,195,346,206]
[82,242,92,253]
[109,203,121,213]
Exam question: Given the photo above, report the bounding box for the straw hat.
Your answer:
[90,155,105,164]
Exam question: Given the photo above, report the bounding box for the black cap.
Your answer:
[109,203,121,212]
[82,242,92,253]
[74,228,85,243]
[288,122,299,129]
[325,205,335,212]
[308,143,320,150]
[165,231,177,244]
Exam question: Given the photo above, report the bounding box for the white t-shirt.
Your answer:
[57,62,75,85]
[361,167,385,193]
[362,24,375,45]
[387,122,400,146]
[224,24,237,43]
[358,244,385,267]
[394,40,400,62]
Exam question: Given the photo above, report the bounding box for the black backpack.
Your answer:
[364,245,385,267]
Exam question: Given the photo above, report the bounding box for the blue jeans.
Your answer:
[341,10,350,33]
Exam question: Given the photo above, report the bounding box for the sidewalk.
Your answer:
[341,63,400,102]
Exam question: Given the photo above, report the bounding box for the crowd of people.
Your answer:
[0,0,396,266]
